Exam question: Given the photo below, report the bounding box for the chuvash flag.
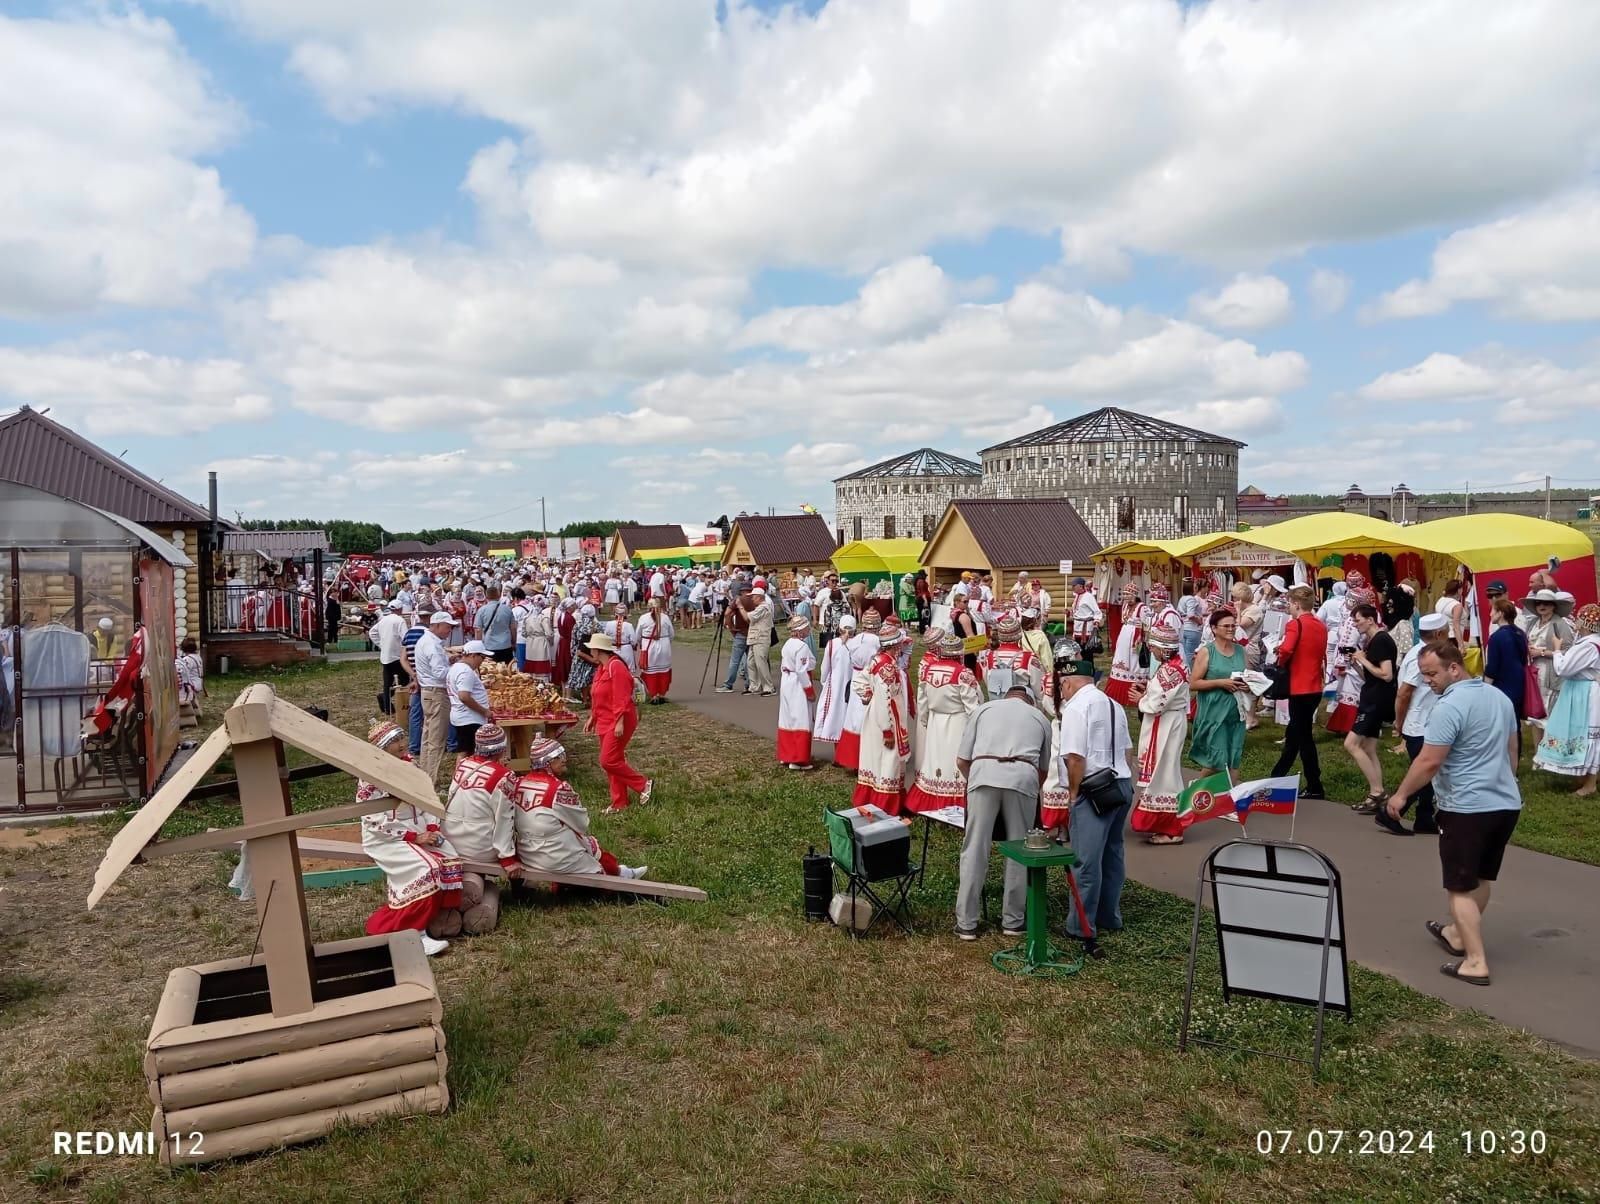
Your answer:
[1175,774,1300,829]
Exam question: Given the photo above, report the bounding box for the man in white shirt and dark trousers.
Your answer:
[370,599,409,716]
[1055,653,1134,959]
[413,611,456,781]
[954,675,1054,941]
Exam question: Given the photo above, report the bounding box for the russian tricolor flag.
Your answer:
[1227,775,1300,816]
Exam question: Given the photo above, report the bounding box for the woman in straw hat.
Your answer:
[1129,617,1191,845]
[1522,588,1575,722]
[360,718,463,956]
[1534,603,1600,797]
[585,629,654,814]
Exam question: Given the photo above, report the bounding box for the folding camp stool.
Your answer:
[823,806,917,937]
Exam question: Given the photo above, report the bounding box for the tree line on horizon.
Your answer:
[236,517,640,554]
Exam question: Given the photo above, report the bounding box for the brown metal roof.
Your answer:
[612,524,688,556]
[378,540,435,556]
[953,498,1102,568]
[732,513,839,566]
[220,530,331,554]
[430,538,480,553]
[0,405,214,526]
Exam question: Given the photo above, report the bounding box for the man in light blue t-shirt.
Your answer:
[1388,641,1521,988]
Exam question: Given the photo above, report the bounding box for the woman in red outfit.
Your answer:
[585,630,654,814]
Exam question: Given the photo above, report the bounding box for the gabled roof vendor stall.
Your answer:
[1,480,192,813]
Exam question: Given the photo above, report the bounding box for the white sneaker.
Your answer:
[715,686,733,693]
[420,935,449,957]
[621,865,650,880]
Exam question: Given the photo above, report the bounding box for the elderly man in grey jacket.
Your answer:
[954,674,1054,940]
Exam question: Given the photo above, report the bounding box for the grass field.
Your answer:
[1,659,1597,1202]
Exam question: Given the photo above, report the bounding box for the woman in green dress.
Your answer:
[1189,609,1247,772]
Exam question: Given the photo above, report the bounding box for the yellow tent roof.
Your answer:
[832,539,925,576]
[1402,514,1593,571]
[633,544,723,565]
[1224,512,1417,563]
[1094,532,1235,562]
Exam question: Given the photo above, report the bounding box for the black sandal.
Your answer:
[1426,920,1464,958]
[1439,961,1490,987]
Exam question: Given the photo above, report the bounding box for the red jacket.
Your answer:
[1276,613,1327,697]
[590,656,637,726]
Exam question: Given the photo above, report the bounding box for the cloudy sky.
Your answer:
[3,1,1599,532]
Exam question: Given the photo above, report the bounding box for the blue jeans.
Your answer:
[1180,624,1202,670]
[1064,783,1133,940]
[722,633,749,690]
[515,642,527,671]
[408,688,423,756]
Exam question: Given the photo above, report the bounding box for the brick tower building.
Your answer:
[832,447,982,545]
[978,407,1244,547]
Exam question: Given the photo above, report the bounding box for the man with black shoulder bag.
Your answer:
[1058,655,1133,959]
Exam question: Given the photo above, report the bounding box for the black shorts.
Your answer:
[1437,808,1520,892]
[452,722,481,754]
[1351,708,1387,738]
[491,647,515,664]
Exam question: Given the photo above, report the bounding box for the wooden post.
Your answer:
[227,688,314,1016]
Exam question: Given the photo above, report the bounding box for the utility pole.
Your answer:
[1464,481,1470,515]
[1545,475,1553,520]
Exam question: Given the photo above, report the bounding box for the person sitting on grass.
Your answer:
[511,737,648,879]
[359,719,463,956]
[442,723,521,935]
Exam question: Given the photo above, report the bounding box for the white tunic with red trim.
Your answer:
[777,636,816,764]
[1130,656,1190,837]
[978,643,1042,705]
[852,651,910,813]
[359,771,465,909]
[905,655,981,813]
[511,770,607,875]
[833,632,880,771]
[1106,602,1152,704]
[443,755,520,869]
[811,635,852,743]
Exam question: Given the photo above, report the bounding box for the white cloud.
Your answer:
[1308,268,1351,316]
[0,11,254,316]
[1188,274,1293,330]
[1357,348,1599,422]
[0,347,271,435]
[1367,190,1600,321]
[738,257,954,352]
[1151,397,1284,436]
[206,2,1600,273]
[781,442,867,482]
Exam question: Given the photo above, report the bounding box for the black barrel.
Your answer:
[802,846,832,920]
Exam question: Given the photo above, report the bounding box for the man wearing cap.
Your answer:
[586,630,654,814]
[90,615,123,661]
[954,671,1054,940]
[1055,652,1133,957]
[745,582,777,696]
[414,611,457,780]
[448,640,492,756]
[1071,578,1102,659]
[1382,612,1454,834]
[371,599,409,716]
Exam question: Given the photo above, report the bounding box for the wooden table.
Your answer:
[493,714,580,771]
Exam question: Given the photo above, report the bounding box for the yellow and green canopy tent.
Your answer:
[831,538,925,586]
[632,545,724,567]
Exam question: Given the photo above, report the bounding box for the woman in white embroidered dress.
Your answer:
[1533,603,1600,797]
[636,599,674,705]
[520,595,554,680]
[812,613,856,748]
[852,626,910,813]
[511,738,647,878]
[1105,584,1149,705]
[359,719,463,955]
[1129,619,1191,845]
[777,615,817,770]
[833,616,881,773]
[904,630,982,813]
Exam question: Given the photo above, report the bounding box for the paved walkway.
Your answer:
[661,637,1600,1057]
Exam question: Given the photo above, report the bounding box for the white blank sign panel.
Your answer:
[1210,842,1349,1011]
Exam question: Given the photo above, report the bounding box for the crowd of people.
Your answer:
[329,548,1598,975]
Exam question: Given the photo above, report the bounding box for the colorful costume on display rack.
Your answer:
[905,631,982,813]
[1326,572,1374,735]
[1130,620,1191,844]
[1533,604,1600,785]
[360,720,465,937]
[851,627,910,813]
[1106,585,1150,705]
[777,617,817,768]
